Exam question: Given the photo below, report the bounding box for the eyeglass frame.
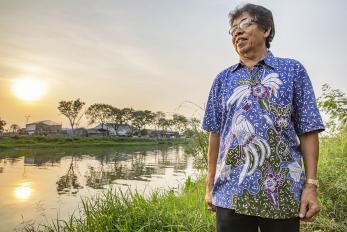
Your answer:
[228,17,257,36]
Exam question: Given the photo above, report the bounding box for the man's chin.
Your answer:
[237,46,249,56]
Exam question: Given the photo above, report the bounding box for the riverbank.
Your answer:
[0,135,189,149]
[23,133,347,232]
[25,176,215,232]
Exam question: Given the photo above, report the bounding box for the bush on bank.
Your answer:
[301,132,347,232]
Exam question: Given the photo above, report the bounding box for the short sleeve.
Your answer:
[291,63,325,135]
[201,75,224,134]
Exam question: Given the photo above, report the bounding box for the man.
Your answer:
[202,3,325,232]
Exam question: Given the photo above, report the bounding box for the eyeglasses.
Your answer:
[228,18,256,36]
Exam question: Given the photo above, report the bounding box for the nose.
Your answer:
[233,27,244,36]
[232,29,243,43]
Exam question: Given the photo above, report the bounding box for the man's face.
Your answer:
[231,12,270,56]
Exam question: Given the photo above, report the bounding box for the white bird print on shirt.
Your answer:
[227,71,283,111]
[219,70,282,184]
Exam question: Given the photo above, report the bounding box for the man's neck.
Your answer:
[240,48,268,70]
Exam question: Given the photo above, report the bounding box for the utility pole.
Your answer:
[24,115,31,125]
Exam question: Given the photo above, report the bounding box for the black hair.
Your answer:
[228,3,275,48]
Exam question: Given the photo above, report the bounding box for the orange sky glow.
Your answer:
[0,0,346,129]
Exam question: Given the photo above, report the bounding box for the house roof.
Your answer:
[27,120,61,126]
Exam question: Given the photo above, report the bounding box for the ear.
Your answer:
[264,27,271,39]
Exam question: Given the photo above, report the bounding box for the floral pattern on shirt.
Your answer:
[202,51,325,219]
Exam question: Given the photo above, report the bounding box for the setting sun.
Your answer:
[12,77,46,101]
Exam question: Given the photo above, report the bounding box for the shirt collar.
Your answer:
[229,51,278,73]
[262,51,278,70]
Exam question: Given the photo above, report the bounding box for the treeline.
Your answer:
[58,99,200,136]
[0,117,21,134]
[0,118,6,133]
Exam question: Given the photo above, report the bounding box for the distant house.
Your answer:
[62,127,89,136]
[144,129,179,138]
[86,127,109,136]
[91,123,137,136]
[18,128,27,135]
[26,120,62,135]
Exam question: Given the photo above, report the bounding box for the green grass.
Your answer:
[0,135,189,149]
[25,177,215,232]
[22,132,347,232]
[301,133,347,232]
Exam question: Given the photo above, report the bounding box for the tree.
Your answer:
[109,107,139,136]
[184,117,201,138]
[184,118,209,169]
[109,107,122,136]
[122,108,134,125]
[131,110,148,136]
[172,114,188,135]
[122,108,135,136]
[153,111,165,133]
[158,117,173,133]
[58,99,85,134]
[189,117,201,128]
[85,104,113,134]
[317,84,347,134]
[10,124,20,133]
[0,118,6,133]
[166,118,175,131]
[143,110,155,129]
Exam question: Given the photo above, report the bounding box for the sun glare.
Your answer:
[12,77,46,101]
[15,182,33,200]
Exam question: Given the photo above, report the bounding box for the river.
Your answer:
[0,145,199,231]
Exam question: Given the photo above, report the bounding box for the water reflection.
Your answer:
[24,155,61,167]
[83,148,188,190]
[15,182,33,200]
[0,156,22,174]
[56,157,83,194]
[0,145,198,231]
[1,146,192,195]
[85,154,158,189]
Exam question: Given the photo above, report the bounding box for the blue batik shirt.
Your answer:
[202,51,325,219]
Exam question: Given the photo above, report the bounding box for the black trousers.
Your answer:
[216,207,300,232]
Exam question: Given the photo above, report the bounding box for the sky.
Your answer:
[0,0,346,128]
